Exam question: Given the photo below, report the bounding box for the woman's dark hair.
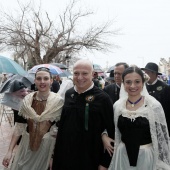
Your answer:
[122,66,145,83]
[35,67,52,78]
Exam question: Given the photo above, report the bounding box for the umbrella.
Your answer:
[0,56,27,76]
[1,88,31,110]
[1,93,23,110]
[59,70,72,77]
[50,63,68,69]
[0,74,34,93]
[28,64,63,75]
[93,64,104,73]
[107,65,115,73]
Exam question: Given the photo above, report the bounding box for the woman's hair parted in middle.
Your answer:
[122,66,145,83]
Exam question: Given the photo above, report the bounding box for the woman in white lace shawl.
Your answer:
[2,67,64,170]
[102,66,170,170]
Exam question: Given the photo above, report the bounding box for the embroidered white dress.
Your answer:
[10,92,64,170]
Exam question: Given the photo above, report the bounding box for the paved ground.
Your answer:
[0,105,14,170]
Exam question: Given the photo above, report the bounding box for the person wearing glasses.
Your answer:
[2,67,64,170]
[104,62,129,104]
[52,59,114,170]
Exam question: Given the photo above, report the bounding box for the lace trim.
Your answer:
[13,123,27,136]
[109,95,170,169]
[121,104,149,122]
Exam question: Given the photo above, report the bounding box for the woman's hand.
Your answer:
[2,151,12,168]
[102,134,114,157]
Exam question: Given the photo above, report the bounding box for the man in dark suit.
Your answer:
[104,62,129,104]
[52,59,114,170]
[141,62,170,134]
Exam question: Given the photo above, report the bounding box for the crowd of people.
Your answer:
[1,60,170,170]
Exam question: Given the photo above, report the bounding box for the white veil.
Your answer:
[111,82,170,170]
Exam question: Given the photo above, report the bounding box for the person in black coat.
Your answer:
[104,62,129,104]
[51,75,60,93]
[52,59,114,170]
[141,62,170,135]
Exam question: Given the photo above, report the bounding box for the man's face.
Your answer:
[114,65,125,86]
[73,63,93,93]
[144,70,157,84]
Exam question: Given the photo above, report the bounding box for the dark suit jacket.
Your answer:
[103,83,120,104]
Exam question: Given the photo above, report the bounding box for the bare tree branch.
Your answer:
[0,0,119,67]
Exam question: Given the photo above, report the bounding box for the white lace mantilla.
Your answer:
[109,95,170,170]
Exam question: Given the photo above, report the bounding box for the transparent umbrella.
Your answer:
[1,88,30,110]
[59,70,72,77]
[0,74,34,93]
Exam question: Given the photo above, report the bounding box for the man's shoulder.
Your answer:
[92,86,113,103]
[92,86,108,96]
[66,86,74,92]
[104,83,116,91]
[154,80,169,89]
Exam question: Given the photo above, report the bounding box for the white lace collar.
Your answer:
[120,99,149,122]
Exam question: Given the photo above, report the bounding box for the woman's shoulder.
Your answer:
[145,95,162,108]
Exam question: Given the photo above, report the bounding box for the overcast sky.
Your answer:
[1,0,170,69]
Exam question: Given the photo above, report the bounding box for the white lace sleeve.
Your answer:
[154,104,170,168]
[146,95,170,169]
[110,96,170,170]
[13,123,27,136]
